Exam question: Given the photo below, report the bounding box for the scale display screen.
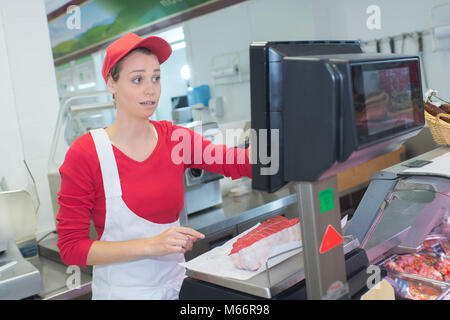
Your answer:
[351,59,424,146]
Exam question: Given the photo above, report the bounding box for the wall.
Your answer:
[182,0,449,126]
[183,0,316,125]
[0,0,61,237]
[157,46,190,121]
[312,0,450,96]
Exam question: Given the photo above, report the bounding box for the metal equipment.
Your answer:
[179,121,224,218]
[0,190,44,299]
[180,40,426,300]
[0,240,44,299]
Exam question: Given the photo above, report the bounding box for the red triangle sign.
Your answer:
[319,225,343,254]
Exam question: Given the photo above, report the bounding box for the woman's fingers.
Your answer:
[151,226,204,256]
[167,244,186,254]
[168,236,192,247]
[174,226,205,240]
[168,236,194,251]
[185,239,194,251]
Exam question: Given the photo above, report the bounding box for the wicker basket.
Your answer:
[425,110,450,146]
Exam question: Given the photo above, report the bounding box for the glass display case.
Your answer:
[345,147,450,300]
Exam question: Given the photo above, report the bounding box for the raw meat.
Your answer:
[422,237,450,256]
[229,216,301,271]
[384,253,449,282]
[389,276,443,300]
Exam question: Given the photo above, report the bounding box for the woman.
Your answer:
[56,33,252,300]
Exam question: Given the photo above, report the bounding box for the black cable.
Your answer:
[37,231,57,244]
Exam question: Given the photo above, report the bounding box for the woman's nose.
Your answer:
[144,81,155,96]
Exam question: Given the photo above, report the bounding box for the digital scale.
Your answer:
[180,40,427,300]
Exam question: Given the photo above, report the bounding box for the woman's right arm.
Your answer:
[86,226,204,266]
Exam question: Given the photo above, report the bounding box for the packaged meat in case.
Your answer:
[229,216,301,271]
[421,234,450,257]
[383,253,450,282]
[385,275,448,300]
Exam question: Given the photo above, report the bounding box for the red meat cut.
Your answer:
[229,216,301,271]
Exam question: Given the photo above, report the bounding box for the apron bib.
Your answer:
[89,128,185,300]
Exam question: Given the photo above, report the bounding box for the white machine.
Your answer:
[179,121,224,219]
[0,190,44,299]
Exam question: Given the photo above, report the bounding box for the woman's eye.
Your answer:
[132,77,142,84]
[152,76,161,83]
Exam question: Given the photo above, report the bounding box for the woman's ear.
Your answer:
[106,76,116,96]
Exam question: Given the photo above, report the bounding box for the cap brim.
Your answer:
[133,36,172,64]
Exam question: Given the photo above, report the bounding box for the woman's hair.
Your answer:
[108,47,155,82]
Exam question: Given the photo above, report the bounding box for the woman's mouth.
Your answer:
[140,100,156,106]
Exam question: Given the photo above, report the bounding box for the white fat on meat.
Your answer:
[229,222,301,271]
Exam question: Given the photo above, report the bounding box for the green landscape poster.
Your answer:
[48,0,212,61]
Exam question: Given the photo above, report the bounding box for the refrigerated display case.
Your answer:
[345,147,450,300]
[180,147,449,300]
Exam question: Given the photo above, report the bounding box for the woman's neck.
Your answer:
[105,111,154,147]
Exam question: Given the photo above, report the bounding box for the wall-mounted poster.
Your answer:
[48,0,220,64]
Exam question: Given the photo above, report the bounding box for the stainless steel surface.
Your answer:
[184,179,223,215]
[186,249,306,299]
[187,187,297,236]
[387,271,449,288]
[382,146,449,176]
[185,237,359,299]
[69,101,114,114]
[172,106,193,124]
[295,176,348,300]
[28,254,92,300]
[0,240,43,300]
[385,271,449,300]
[181,121,224,215]
[0,241,6,253]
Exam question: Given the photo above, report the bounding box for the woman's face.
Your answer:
[107,50,161,119]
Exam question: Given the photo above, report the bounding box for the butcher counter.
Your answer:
[24,146,411,300]
[30,185,299,300]
[179,147,450,300]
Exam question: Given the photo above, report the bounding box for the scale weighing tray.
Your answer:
[184,238,361,299]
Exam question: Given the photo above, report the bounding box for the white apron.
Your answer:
[89,128,185,300]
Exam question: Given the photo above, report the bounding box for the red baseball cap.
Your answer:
[102,32,172,83]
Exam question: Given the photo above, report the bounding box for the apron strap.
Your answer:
[90,128,122,198]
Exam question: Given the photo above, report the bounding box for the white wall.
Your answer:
[182,0,449,126]
[312,0,450,97]
[0,0,60,237]
[157,46,190,121]
[183,0,316,125]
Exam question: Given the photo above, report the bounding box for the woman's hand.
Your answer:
[145,226,205,256]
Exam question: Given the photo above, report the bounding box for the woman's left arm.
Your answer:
[172,125,252,180]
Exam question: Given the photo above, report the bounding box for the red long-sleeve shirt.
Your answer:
[56,120,251,267]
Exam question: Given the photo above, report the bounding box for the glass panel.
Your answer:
[364,189,430,251]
